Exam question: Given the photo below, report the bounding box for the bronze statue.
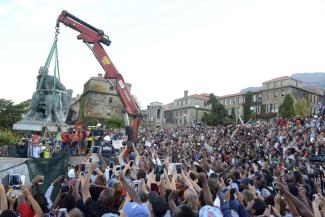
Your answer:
[24,66,72,123]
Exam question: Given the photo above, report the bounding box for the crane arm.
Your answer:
[57,10,140,142]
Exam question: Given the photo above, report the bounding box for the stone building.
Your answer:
[70,73,132,122]
[219,76,324,119]
[163,91,212,125]
[146,102,164,125]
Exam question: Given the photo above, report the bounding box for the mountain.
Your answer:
[240,86,262,93]
[292,73,325,89]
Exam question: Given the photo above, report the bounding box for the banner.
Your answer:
[26,153,68,194]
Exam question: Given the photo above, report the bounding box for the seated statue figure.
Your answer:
[25,66,72,122]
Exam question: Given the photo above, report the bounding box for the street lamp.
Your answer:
[250,106,254,122]
[195,104,200,123]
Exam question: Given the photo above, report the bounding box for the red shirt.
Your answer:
[18,202,35,217]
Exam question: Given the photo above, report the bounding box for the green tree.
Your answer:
[0,99,30,129]
[202,93,227,125]
[243,92,253,123]
[294,98,308,117]
[279,94,295,118]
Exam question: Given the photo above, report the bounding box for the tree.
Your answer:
[294,98,308,117]
[279,94,295,118]
[0,99,30,130]
[202,93,227,125]
[243,92,253,123]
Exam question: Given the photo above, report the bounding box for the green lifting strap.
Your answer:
[53,42,60,91]
[38,39,60,91]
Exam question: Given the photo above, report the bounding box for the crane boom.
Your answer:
[57,10,140,142]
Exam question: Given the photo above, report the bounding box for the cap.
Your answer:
[97,123,102,127]
[123,202,150,217]
[148,191,168,216]
[104,135,111,142]
[199,205,223,217]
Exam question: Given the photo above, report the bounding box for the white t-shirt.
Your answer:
[30,145,41,158]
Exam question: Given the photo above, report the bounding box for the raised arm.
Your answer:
[0,184,8,212]
[22,185,43,217]
[120,170,141,204]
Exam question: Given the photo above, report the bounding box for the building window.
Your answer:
[185,99,188,105]
[109,86,114,91]
[274,91,277,97]
[313,95,316,103]
[258,94,262,100]
[179,120,182,125]
[281,90,285,96]
[204,101,207,106]
[233,98,236,104]
[184,109,187,114]
[180,111,182,116]
[270,104,273,112]
[267,83,270,89]
[108,97,113,103]
[281,81,286,86]
[253,95,256,102]
[266,93,269,98]
[274,103,277,112]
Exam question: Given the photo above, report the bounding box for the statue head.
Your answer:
[37,66,48,78]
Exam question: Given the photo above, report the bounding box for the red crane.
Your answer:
[57,10,140,143]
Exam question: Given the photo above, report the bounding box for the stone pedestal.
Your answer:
[13,120,70,132]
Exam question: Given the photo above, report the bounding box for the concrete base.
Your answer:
[13,120,70,132]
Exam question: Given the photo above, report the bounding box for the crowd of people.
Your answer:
[2,115,325,216]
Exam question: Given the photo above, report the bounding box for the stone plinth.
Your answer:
[13,120,70,132]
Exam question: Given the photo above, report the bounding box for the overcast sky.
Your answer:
[1,0,325,109]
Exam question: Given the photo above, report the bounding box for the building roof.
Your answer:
[262,76,301,84]
[218,93,244,99]
[163,102,174,110]
[173,93,210,101]
[189,93,210,100]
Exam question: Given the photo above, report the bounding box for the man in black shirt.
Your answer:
[102,135,116,164]
[82,163,119,217]
[93,123,104,146]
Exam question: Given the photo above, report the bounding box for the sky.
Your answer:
[1,0,325,109]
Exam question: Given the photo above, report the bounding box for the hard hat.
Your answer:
[97,123,102,127]
[104,135,111,142]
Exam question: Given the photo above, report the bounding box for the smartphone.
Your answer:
[175,164,182,174]
[58,208,68,217]
[130,160,134,167]
[91,146,101,154]
[109,161,114,169]
[80,163,86,172]
[9,174,22,187]
[89,157,93,163]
